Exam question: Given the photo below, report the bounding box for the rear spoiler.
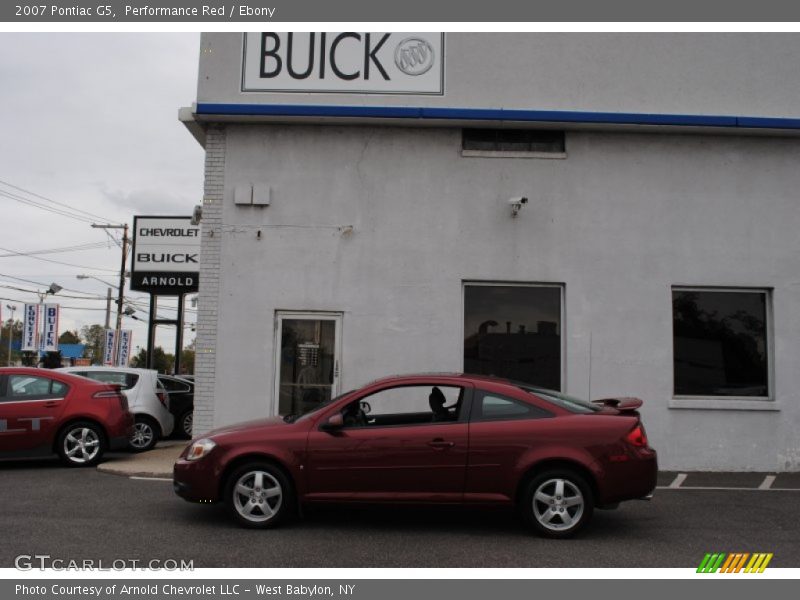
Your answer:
[591,397,643,413]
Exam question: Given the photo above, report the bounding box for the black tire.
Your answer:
[56,421,107,467]
[177,410,193,439]
[521,469,594,538]
[128,415,160,452]
[225,462,295,529]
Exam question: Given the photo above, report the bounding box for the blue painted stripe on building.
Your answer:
[195,103,800,130]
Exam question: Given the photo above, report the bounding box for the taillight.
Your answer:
[158,391,168,408]
[93,390,119,399]
[625,424,649,448]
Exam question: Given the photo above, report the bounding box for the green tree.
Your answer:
[80,324,107,364]
[179,337,195,375]
[58,330,81,344]
[0,319,22,366]
[130,346,175,373]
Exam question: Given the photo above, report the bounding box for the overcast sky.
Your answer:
[0,33,204,359]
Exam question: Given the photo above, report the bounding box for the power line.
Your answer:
[0,189,97,224]
[0,245,119,273]
[0,178,118,224]
[0,241,110,258]
[0,273,111,298]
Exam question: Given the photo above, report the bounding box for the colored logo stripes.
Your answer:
[697,553,773,573]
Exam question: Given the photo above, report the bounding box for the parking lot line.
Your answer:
[656,485,800,491]
[758,475,776,490]
[668,473,687,488]
[129,476,172,482]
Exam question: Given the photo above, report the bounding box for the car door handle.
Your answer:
[427,438,455,449]
[44,401,59,408]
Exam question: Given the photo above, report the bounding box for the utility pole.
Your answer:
[105,287,112,329]
[91,222,129,364]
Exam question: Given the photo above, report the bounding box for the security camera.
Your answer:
[508,196,528,217]
[190,204,203,226]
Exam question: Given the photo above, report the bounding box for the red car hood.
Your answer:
[205,416,287,438]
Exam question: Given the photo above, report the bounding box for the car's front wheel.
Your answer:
[522,469,594,538]
[128,416,159,452]
[225,463,294,528]
[57,422,106,467]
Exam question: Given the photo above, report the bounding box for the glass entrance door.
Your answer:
[274,312,342,417]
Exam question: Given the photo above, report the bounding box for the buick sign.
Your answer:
[242,32,445,95]
[131,216,200,295]
[394,37,435,76]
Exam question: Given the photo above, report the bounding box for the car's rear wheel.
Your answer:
[57,422,106,467]
[522,469,594,538]
[128,416,159,452]
[225,463,293,529]
[178,410,193,439]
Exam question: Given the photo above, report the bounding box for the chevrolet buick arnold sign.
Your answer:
[131,216,200,295]
[242,33,445,95]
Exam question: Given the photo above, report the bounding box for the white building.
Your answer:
[182,33,800,471]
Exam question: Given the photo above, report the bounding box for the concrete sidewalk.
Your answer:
[97,440,187,478]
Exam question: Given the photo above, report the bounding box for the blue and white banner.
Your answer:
[21,304,40,351]
[116,330,133,366]
[42,304,60,352]
[103,329,116,366]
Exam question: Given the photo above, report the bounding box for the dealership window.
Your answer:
[672,288,771,399]
[462,128,566,158]
[464,283,563,390]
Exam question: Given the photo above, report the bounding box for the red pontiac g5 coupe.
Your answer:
[0,367,133,467]
[174,374,657,537]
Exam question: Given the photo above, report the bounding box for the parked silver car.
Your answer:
[58,367,174,451]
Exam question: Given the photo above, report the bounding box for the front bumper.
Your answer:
[173,457,221,503]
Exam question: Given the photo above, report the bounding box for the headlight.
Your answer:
[186,438,216,461]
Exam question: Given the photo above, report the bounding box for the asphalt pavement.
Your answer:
[1,452,798,569]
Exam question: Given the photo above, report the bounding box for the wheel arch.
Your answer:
[515,458,600,507]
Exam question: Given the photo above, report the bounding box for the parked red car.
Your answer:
[0,367,133,467]
[174,374,657,537]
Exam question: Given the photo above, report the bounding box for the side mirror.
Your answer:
[320,413,344,431]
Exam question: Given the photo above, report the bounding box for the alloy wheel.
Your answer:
[232,470,283,523]
[181,412,193,438]
[532,477,585,532]
[63,427,101,464]
[130,421,154,450]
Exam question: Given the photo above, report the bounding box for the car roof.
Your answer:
[363,372,517,386]
[57,366,157,375]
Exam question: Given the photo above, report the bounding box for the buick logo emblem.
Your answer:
[394,37,435,76]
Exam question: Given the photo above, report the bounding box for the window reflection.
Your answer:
[464,285,562,390]
[672,290,769,397]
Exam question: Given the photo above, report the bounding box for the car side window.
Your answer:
[341,385,464,428]
[5,375,68,400]
[473,392,553,422]
[83,371,138,390]
[159,377,191,393]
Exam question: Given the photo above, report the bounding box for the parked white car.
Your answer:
[57,367,174,451]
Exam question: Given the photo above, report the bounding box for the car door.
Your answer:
[0,373,69,456]
[305,382,472,502]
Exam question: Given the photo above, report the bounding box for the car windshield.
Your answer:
[289,390,356,423]
[519,385,600,414]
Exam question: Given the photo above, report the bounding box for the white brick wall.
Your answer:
[193,125,225,435]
